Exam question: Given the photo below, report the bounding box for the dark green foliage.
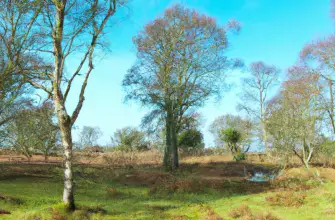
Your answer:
[220,128,241,145]
[178,129,204,150]
[219,128,249,161]
[233,152,246,161]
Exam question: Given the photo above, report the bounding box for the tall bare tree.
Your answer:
[0,0,43,130]
[237,61,279,152]
[266,66,323,168]
[300,36,335,137]
[123,4,240,170]
[78,126,102,148]
[6,102,59,161]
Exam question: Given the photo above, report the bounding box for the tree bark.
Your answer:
[171,115,179,169]
[262,122,268,153]
[329,79,335,135]
[163,103,173,171]
[54,96,75,211]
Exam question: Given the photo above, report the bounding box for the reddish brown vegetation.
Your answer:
[51,208,66,220]
[205,206,223,220]
[229,204,281,220]
[0,210,10,215]
[229,204,253,219]
[265,191,306,207]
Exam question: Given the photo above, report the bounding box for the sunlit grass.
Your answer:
[0,164,334,219]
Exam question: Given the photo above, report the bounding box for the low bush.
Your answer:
[229,204,252,219]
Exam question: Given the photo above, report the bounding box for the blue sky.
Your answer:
[66,0,334,147]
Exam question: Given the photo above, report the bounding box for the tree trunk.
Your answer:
[171,116,179,169]
[262,124,268,153]
[329,79,335,136]
[260,119,268,153]
[163,104,173,171]
[54,97,75,211]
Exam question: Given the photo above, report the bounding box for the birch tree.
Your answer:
[237,61,279,152]
[266,66,323,168]
[123,4,240,170]
[298,0,335,138]
[1,0,123,210]
[300,36,335,137]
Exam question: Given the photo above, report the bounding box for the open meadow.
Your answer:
[1,152,335,220]
[2,0,335,219]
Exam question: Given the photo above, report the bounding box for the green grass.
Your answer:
[0,164,334,219]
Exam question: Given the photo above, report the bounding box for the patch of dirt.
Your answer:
[0,210,11,215]
[112,163,277,195]
[192,162,276,179]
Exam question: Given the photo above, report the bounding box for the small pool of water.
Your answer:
[247,172,277,182]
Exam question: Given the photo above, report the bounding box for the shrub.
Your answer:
[229,204,252,219]
[233,152,246,161]
[219,128,249,161]
[178,129,204,150]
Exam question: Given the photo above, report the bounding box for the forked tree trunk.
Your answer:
[54,96,75,211]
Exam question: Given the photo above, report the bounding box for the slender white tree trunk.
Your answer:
[54,95,75,210]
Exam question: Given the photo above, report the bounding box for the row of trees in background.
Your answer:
[206,1,335,167]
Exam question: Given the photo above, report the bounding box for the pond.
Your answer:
[247,172,277,182]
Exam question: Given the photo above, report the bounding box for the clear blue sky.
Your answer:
[66,0,334,147]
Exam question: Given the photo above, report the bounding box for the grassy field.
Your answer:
[0,159,335,220]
